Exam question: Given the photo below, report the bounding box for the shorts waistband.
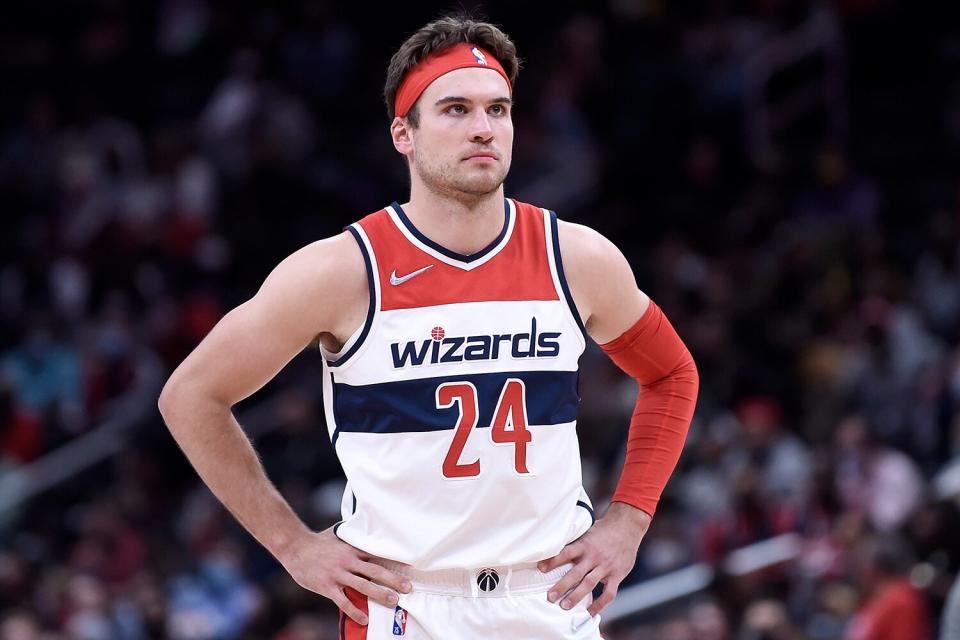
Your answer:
[375,560,572,597]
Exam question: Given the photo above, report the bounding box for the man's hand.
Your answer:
[537,502,652,617]
[278,526,412,625]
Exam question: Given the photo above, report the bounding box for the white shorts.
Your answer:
[338,561,603,639]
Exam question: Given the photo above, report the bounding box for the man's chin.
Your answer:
[455,171,508,196]
[418,165,508,200]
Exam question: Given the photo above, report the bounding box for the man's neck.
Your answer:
[401,184,506,256]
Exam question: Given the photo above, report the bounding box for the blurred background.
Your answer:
[2,1,960,638]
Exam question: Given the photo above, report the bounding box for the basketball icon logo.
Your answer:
[477,568,500,592]
[431,326,445,341]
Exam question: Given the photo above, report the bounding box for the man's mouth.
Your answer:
[463,152,499,161]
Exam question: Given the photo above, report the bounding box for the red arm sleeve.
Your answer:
[599,300,699,517]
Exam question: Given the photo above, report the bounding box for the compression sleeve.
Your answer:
[599,300,699,517]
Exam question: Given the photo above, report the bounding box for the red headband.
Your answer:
[394,43,512,119]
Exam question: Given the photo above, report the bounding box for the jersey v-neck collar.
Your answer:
[385,198,516,272]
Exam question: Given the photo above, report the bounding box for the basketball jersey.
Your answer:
[320,198,594,571]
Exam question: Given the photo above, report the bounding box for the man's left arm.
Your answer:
[537,220,699,616]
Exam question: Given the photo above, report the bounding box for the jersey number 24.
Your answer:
[435,379,531,478]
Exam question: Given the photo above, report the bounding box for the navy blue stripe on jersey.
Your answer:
[332,370,579,435]
[577,500,596,524]
[392,199,511,263]
[327,225,375,369]
[548,210,587,340]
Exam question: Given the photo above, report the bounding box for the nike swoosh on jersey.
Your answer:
[389,264,435,285]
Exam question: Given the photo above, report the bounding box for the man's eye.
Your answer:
[448,104,466,114]
[490,105,504,115]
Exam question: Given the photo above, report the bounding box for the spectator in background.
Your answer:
[833,413,924,532]
[0,319,82,421]
[0,609,46,640]
[794,142,880,226]
[737,598,803,640]
[849,296,944,448]
[0,376,43,465]
[689,600,731,640]
[61,573,116,640]
[696,397,812,558]
[913,210,960,343]
[730,396,813,522]
[271,613,334,640]
[844,534,930,640]
[166,540,264,640]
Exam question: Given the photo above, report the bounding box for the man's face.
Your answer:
[405,67,513,200]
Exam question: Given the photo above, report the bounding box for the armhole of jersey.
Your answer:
[332,483,357,537]
[576,499,596,524]
[326,369,340,447]
[543,209,587,343]
[324,223,379,369]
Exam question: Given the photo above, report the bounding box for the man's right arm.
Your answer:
[157,231,408,625]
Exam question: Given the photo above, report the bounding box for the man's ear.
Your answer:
[391,117,413,156]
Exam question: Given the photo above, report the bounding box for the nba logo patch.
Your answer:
[393,606,407,636]
[471,47,488,65]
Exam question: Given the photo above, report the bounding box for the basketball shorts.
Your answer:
[337,561,602,639]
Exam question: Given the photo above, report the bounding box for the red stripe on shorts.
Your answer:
[340,587,369,640]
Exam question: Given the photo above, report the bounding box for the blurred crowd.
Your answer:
[2,1,960,639]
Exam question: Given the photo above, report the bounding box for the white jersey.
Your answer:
[321,198,594,570]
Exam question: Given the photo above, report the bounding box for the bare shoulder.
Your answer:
[555,219,649,344]
[264,231,367,305]
[555,220,626,277]
[256,230,369,341]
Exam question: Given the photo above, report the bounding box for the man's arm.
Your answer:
[157,232,408,626]
[538,220,699,616]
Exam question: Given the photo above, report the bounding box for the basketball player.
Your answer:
[158,16,698,639]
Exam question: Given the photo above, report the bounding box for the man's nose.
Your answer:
[469,110,494,142]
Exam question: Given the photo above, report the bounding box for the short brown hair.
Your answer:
[384,15,521,126]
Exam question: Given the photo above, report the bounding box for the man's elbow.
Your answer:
[158,373,201,429]
[676,348,700,399]
[650,349,699,409]
[679,349,699,385]
[158,372,232,430]
[157,376,183,426]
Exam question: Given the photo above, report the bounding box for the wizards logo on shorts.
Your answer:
[393,606,407,636]
[390,318,561,369]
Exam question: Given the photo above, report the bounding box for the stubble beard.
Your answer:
[414,153,510,205]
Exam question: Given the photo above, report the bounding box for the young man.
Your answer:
[158,16,698,639]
